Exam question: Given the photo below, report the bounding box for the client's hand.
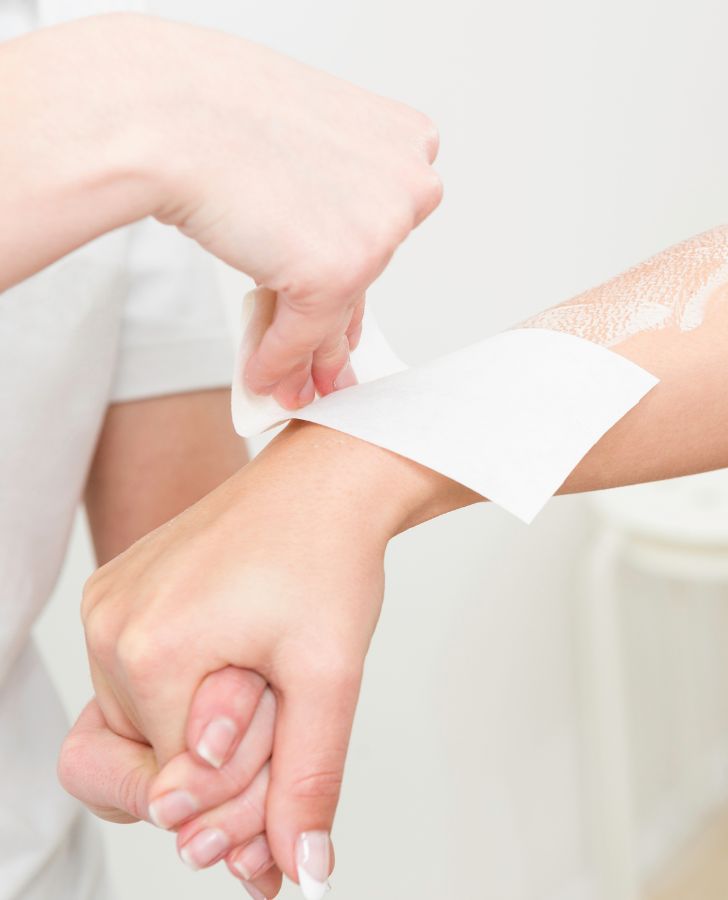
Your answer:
[80,422,479,896]
[59,667,282,899]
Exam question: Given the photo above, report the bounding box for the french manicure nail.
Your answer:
[148,790,198,830]
[333,360,357,391]
[179,828,230,870]
[296,831,331,900]
[196,716,238,769]
[241,883,268,900]
[232,835,274,881]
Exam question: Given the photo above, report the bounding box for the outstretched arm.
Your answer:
[76,227,728,899]
[84,389,247,565]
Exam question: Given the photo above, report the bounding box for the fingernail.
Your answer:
[148,790,198,830]
[179,828,230,870]
[333,360,357,391]
[232,835,274,881]
[296,831,331,900]
[196,716,238,769]
[296,374,315,407]
[241,882,268,900]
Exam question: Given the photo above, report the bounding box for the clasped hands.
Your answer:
[26,14,457,895]
[60,422,478,898]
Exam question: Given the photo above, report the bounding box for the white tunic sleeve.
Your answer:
[109,219,234,403]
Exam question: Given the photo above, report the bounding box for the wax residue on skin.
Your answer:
[519,225,728,346]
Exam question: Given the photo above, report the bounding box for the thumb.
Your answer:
[58,699,157,824]
[266,662,362,900]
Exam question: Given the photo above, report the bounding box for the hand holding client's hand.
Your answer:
[59,668,283,898]
[77,422,479,895]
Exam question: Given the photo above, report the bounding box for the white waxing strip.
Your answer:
[231,287,658,523]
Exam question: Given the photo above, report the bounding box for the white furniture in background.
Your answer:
[581,469,728,900]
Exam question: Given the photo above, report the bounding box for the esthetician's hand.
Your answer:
[59,668,284,899]
[80,422,479,896]
[5,15,440,408]
[124,15,441,408]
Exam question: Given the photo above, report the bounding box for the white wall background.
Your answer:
[35,1,728,898]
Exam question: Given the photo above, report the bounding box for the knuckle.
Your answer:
[408,109,440,160]
[426,168,444,205]
[284,357,313,378]
[116,763,149,821]
[421,121,440,162]
[280,276,320,314]
[83,604,114,662]
[417,167,444,216]
[278,258,347,313]
[303,647,363,694]
[344,239,390,290]
[56,736,83,797]
[323,257,367,302]
[116,626,159,682]
[314,337,348,367]
[237,786,266,830]
[288,767,343,804]
[81,572,105,622]
[296,250,376,307]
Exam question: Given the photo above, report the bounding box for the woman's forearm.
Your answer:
[542,227,728,494]
[304,227,728,528]
[560,318,728,495]
[248,226,726,523]
[0,16,162,290]
[85,390,248,565]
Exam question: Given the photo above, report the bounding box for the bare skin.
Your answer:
[65,227,728,899]
[64,389,283,897]
[0,14,441,408]
[6,17,727,889]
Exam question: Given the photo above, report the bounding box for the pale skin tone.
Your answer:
[62,227,728,900]
[6,10,728,897]
[71,389,285,897]
[3,12,440,896]
[0,13,441,408]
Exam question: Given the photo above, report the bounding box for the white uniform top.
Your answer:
[0,3,235,897]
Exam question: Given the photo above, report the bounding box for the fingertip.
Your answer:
[296,831,333,900]
[332,360,357,392]
[347,324,363,352]
[312,350,356,397]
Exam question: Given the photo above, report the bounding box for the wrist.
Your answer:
[260,422,482,543]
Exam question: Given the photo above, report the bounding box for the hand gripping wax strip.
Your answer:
[232,287,658,523]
